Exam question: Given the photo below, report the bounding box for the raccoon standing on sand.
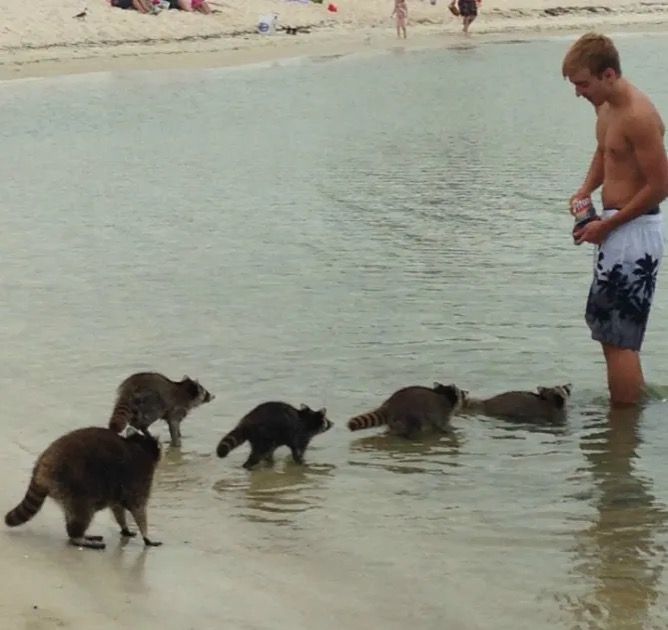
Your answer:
[347,383,468,437]
[463,384,572,424]
[216,402,333,469]
[108,372,214,447]
[5,427,162,550]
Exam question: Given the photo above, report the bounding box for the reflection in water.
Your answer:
[348,430,461,475]
[108,546,150,595]
[212,462,336,527]
[155,448,210,498]
[570,405,668,629]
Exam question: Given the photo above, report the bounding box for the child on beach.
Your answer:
[392,0,408,39]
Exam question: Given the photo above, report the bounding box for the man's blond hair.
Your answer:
[562,32,622,78]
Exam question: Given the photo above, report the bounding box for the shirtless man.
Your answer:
[563,33,668,405]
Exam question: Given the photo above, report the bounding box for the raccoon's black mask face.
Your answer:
[537,384,572,409]
[299,404,334,434]
[182,376,215,406]
[432,382,467,408]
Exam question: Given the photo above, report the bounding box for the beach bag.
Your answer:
[448,0,459,15]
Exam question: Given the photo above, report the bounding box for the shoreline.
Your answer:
[1,2,668,82]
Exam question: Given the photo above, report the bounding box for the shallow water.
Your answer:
[2,33,668,629]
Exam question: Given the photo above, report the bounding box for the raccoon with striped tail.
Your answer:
[5,427,162,550]
[347,383,467,438]
[108,372,214,447]
[463,383,572,424]
[216,402,333,469]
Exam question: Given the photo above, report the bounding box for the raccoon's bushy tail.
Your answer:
[216,428,246,458]
[347,409,387,431]
[5,478,48,527]
[108,398,133,434]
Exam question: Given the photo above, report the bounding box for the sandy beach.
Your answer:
[1,0,668,80]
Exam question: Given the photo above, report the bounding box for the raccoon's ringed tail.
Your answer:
[216,430,244,458]
[108,400,132,433]
[5,479,48,527]
[347,410,385,431]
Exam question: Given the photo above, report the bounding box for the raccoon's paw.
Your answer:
[120,528,137,538]
[143,537,162,547]
[69,536,106,550]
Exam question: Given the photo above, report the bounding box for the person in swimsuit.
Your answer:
[169,0,212,13]
[111,0,153,12]
[457,0,480,34]
[392,0,407,39]
[563,33,668,405]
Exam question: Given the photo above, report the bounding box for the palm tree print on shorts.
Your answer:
[585,251,660,350]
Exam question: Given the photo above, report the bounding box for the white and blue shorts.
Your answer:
[585,208,664,351]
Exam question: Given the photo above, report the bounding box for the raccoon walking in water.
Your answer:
[463,383,572,424]
[216,402,333,469]
[347,383,468,437]
[108,372,214,447]
[5,427,162,550]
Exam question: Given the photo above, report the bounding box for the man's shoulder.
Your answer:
[628,86,662,120]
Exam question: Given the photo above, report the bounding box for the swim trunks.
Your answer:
[585,208,664,351]
[457,0,477,17]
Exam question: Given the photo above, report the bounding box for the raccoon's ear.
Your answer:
[317,407,327,416]
[299,403,310,412]
[185,380,199,397]
[537,387,549,399]
[433,381,444,389]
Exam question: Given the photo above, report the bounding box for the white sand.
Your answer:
[1,0,668,80]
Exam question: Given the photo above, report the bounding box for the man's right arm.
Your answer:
[569,145,604,216]
[577,145,604,197]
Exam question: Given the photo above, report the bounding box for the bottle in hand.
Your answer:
[571,196,599,244]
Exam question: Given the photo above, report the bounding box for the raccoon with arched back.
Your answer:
[5,427,162,550]
[108,372,214,447]
[463,383,572,424]
[216,402,333,469]
[347,383,468,437]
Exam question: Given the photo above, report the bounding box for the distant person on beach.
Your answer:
[563,32,668,405]
[456,0,480,34]
[110,0,212,13]
[392,0,408,39]
[111,0,153,13]
[170,0,212,13]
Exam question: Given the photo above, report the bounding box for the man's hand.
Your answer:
[573,218,610,245]
[569,190,590,217]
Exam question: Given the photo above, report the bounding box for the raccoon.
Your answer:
[5,427,162,550]
[464,383,572,424]
[108,372,214,447]
[216,402,333,469]
[347,383,468,437]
